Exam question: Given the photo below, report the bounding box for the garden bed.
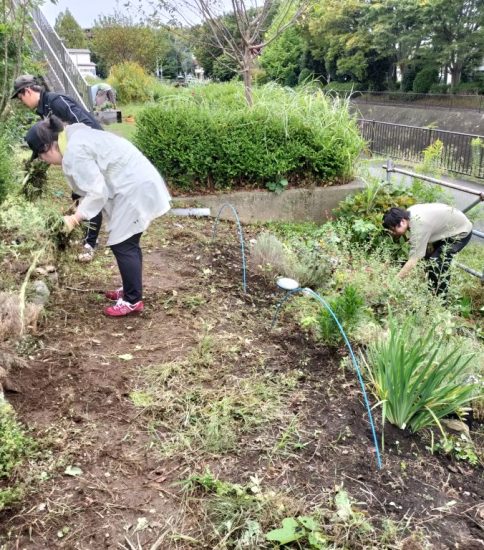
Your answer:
[0,216,482,549]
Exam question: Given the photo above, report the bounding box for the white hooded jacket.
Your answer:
[62,124,171,246]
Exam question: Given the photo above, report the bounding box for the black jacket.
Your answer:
[36,90,103,130]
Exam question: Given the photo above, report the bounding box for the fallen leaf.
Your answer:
[118,354,133,361]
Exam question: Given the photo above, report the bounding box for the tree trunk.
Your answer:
[450,63,462,89]
[242,48,253,107]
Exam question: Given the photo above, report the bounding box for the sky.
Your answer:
[41,0,233,28]
[41,0,125,28]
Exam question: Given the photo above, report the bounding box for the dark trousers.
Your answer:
[72,193,102,249]
[110,233,143,304]
[425,232,472,297]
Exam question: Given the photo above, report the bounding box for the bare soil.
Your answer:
[0,217,483,549]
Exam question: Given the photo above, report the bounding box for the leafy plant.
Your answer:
[431,434,480,466]
[334,176,415,252]
[362,318,479,436]
[107,61,155,103]
[0,403,32,478]
[266,178,288,194]
[266,515,327,548]
[317,285,364,345]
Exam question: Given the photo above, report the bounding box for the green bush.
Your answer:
[135,83,363,191]
[429,83,450,94]
[107,61,155,104]
[412,67,439,94]
[0,403,31,478]
[317,284,364,345]
[453,81,484,95]
[333,177,415,251]
[0,131,16,205]
[362,319,478,435]
[323,81,360,93]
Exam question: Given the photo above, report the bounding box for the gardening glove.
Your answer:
[63,214,80,234]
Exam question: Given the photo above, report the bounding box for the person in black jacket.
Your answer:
[11,75,103,261]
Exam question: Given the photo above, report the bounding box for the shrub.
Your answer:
[317,284,364,345]
[429,83,450,94]
[0,131,16,205]
[323,81,360,93]
[453,81,484,95]
[0,403,31,478]
[412,67,439,94]
[107,62,155,104]
[135,83,363,191]
[333,176,415,251]
[362,319,478,435]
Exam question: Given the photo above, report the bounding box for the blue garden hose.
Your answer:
[212,203,247,293]
[272,287,383,470]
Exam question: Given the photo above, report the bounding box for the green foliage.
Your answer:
[266,178,288,194]
[323,81,359,93]
[0,130,17,205]
[0,403,32,479]
[135,83,363,191]
[259,26,307,86]
[334,177,415,250]
[317,285,364,345]
[91,12,171,73]
[362,319,478,434]
[412,67,439,93]
[22,159,49,201]
[107,62,155,104]
[431,435,480,466]
[266,515,327,548]
[54,9,87,48]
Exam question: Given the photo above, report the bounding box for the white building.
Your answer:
[67,49,96,78]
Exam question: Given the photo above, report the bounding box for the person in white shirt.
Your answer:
[383,204,473,297]
[25,115,172,317]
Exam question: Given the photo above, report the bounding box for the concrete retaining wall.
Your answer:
[172,180,364,223]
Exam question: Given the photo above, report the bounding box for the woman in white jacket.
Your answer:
[26,115,172,317]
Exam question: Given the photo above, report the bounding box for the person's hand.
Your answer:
[63,214,80,233]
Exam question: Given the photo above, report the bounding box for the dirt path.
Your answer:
[0,217,483,549]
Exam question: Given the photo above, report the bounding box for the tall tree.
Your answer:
[153,0,310,106]
[91,11,170,73]
[54,9,88,48]
[423,0,484,88]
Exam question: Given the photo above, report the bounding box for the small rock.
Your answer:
[30,280,50,305]
[441,419,470,439]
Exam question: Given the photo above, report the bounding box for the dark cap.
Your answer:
[25,121,47,159]
[11,75,37,99]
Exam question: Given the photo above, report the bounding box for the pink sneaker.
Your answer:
[105,287,123,301]
[104,299,144,317]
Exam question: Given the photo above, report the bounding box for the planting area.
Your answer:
[0,200,483,547]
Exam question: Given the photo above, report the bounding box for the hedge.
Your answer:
[134,83,363,192]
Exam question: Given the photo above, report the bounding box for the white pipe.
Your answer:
[170,208,211,217]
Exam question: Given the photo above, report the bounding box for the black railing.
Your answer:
[358,119,484,179]
[346,91,484,112]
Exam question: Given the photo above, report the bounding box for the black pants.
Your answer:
[425,232,472,297]
[110,233,143,304]
[72,193,102,249]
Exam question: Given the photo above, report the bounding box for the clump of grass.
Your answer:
[0,403,32,478]
[0,291,43,341]
[21,159,49,201]
[362,318,479,436]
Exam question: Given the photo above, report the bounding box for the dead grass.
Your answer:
[0,292,43,341]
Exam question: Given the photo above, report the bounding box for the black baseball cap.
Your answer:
[11,75,37,99]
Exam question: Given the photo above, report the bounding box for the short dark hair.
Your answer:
[382,207,410,230]
[25,115,65,159]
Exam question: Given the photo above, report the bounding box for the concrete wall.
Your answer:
[173,180,364,223]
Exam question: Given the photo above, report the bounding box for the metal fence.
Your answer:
[358,119,484,179]
[19,2,93,111]
[350,91,484,112]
